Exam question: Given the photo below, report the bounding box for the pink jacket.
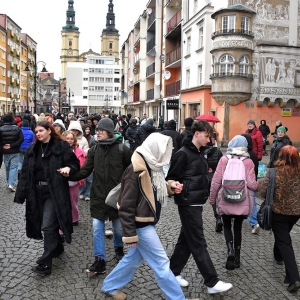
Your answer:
[209,155,259,216]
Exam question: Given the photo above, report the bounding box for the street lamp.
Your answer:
[24,51,48,114]
[57,77,66,113]
[10,92,16,115]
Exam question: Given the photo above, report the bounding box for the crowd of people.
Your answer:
[0,109,299,298]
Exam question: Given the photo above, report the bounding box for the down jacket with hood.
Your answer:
[67,121,89,152]
[134,119,156,147]
[245,126,263,160]
[258,120,270,137]
[160,120,182,157]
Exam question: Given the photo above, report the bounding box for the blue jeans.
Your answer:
[102,225,186,300]
[247,191,258,227]
[93,218,123,260]
[4,153,19,186]
[18,149,26,171]
[79,172,93,198]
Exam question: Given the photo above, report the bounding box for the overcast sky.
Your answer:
[1,0,148,77]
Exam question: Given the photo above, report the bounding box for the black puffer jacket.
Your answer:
[258,120,270,137]
[14,138,80,243]
[269,135,292,167]
[125,124,139,143]
[160,120,181,157]
[166,138,209,206]
[134,122,156,146]
[0,123,24,154]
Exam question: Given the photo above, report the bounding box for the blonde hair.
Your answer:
[62,130,78,150]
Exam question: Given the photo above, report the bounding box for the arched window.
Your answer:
[220,54,234,75]
[109,42,113,49]
[239,55,249,75]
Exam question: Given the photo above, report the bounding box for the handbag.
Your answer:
[257,168,276,230]
[105,183,121,209]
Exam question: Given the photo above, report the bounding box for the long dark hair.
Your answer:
[35,120,63,141]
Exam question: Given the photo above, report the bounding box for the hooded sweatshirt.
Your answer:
[67,121,89,152]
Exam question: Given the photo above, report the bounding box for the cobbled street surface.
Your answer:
[1,155,300,300]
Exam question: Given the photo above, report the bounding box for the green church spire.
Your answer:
[62,0,79,31]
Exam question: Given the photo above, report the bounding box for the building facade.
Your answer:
[66,55,121,115]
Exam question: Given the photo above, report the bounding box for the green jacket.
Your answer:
[69,138,132,220]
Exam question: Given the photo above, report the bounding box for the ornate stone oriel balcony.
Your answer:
[212,29,254,39]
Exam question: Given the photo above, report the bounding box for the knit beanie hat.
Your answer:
[228,135,248,148]
[96,118,114,134]
[184,117,194,127]
[3,114,13,123]
[247,120,256,126]
[22,120,29,127]
[277,126,286,133]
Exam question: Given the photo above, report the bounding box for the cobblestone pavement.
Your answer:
[1,162,300,300]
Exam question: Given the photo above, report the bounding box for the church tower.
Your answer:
[101,0,120,62]
[61,0,80,77]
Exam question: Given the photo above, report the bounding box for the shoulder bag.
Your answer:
[257,168,276,230]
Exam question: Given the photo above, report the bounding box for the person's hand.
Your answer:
[57,167,71,177]
[3,144,10,150]
[131,243,137,248]
[171,181,183,194]
[208,168,213,173]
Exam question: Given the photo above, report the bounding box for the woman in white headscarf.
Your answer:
[102,133,186,300]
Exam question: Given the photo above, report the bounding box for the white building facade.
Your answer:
[66,55,121,115]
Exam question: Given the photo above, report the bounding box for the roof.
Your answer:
[211,4,256,19]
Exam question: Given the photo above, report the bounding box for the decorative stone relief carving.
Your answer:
[259,87,300,96]
[212,40,253,50]
[212,79,251,93]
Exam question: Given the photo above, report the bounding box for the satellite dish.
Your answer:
[129,77,133,82]
[146,8,152,15]
[134,47,137,52]
[164,71,171,80]
[155,80,160,86]
[149,48,156,57]
[133,68,138,74]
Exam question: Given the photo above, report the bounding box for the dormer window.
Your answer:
[222,15,235,33]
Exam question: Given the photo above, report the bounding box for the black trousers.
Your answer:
[170,206,219,287]
[35,185,60,267]
[221,215,245,248]
[212,203,221,220]
[272,212,300,284]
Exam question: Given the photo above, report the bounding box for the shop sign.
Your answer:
[166,99,179,110]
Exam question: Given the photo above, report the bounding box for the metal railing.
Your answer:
[147,89,154,100]
[166,80,181,97]
[167,10,182,33]
[146,63,155,77]
[148,10,156,27]
[212,29,254,38]
[210,72,253,79]
[147,37,155,53]
[165,45,181,66]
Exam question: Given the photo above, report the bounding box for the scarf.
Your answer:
[226,147,250,157]
[136,133,172,207]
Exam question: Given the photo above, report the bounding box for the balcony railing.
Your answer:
[167,10,182,34]
[148,10,156,27]
[147,37,155,53]
[210,72,253,79]
[147,89,154,100]
[146,63,155,77]
[212,29,254,38]
[165,45,181,66]
[134,94,140,102]
[166,80,181,97]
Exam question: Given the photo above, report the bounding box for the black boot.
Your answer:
[215,217,223,233]
[225,242,235,270]
[234,246,241,268]
[88,257,106,274]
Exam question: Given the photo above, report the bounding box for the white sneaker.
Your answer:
[251,224,261,234]
[8,185,16,192]
[207,281,233,294]
[79,195,84,200]
[176,275,189,287]
[105,229,113,237]
[85,197,90,201]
